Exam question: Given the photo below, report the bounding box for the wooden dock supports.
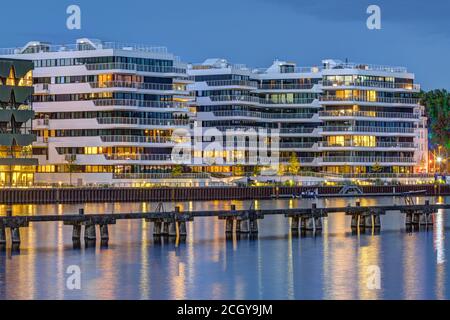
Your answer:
[148,206,192,239]
[403,200,436,229]
[220,205,262,236]
[346,202,385,233]
[288,203,325,234]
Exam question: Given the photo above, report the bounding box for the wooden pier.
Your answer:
[1,200,449,249]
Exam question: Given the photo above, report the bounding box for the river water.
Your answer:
[0,196,449,300]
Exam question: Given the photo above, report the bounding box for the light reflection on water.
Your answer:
[0,196,449,300]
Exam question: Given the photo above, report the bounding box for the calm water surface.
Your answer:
[0,196,449,300]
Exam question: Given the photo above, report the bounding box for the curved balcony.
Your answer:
[113,172,210,180]
[322,156,416,164]
[321,126,416,135]
[104,154,176,161]
[85,63,186,74]
[318,110,420,120]
[260,98,316,105]
[97,117,189,127]
[319,142,417,149]
[89,81,189,93]
[205,80,258,88]
[279,142,316,149]
[100,135,183,144]
[93,99,189,110]
[257,83,315,90]
[319,96,420,106]
[213,110,315,120]
[320,80,420,91]
[208,95,261,104]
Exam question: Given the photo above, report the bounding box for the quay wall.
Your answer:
[0,185,448,204]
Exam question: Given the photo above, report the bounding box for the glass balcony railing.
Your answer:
[319,96,420,105]
[93,99,189,109]
[205,80,258,87]
[85,63,186,74]
[321,126,416,134]
[319,110,420,119]
[213,110,315,119]
[322,157,416,163]
[113,172,210,180]
[100,135,181,144]
[320,80,420,91]
[319,142,417,148]
[89,81,188,92]
[97,117,190,126]
[104,154,175,161]
[257,83,315,90]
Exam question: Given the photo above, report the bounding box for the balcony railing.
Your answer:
[93,99,189,109]
[340,173,435,179]
[319,96,420,105]
[97,117,190,126]
[322,157,416,163]
[85,63,186,74]
[319,142,417,148]
[205,80,258,87]
[320,80,420,91]
[100,135,181,144]
[321,126,416,134]
[208,95,261,103]
[257,83,315,90]
[279,142,316,148]
[113,172,210,180]
[105,154,175,161]
[213,110,315,119]
[90,81,187,92]
[319,110,420,119]
[323,63,407,73]
[280,128,316,134]
[260,98,316,105]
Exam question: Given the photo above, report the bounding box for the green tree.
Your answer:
[288,153,300,176]
[233,164,245,177]
[420,90,450,152]
[171,164,183,177]
[252,165,262,177]
[371,162,383,173]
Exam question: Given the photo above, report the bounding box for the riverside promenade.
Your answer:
[0,184,448,204]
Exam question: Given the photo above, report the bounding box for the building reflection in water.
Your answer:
[0,196,449,299]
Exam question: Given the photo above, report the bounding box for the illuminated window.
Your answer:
[6,67,15,86]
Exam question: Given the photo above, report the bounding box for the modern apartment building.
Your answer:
[189,59,427,181]
[318,60,427,177]
[0,58,36,187]
[0,38,428,185]
[1,38,199,186]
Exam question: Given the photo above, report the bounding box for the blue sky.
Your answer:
[1,0,449,89]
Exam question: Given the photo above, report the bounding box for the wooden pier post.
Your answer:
[239,219,250,233]
[351,215,359,229]
[0,223,5,244]
[374,214,381,228]
[100,225,109,240]
[291,217,299,230]
[84,223,96,241]
[72,224,82,240]
[364,215,373,228]
[162,221,169,235]
[305,217,315,231]
[179,221,187,237]
[153,221,162,235]
[405,213,412,225]
[168,221,177,237]
[11,228,20,244]
[314,217,322,230]
[249,219,258,233]
[225,218,234,233]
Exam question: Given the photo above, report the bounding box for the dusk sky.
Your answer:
[1,0,449,89]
